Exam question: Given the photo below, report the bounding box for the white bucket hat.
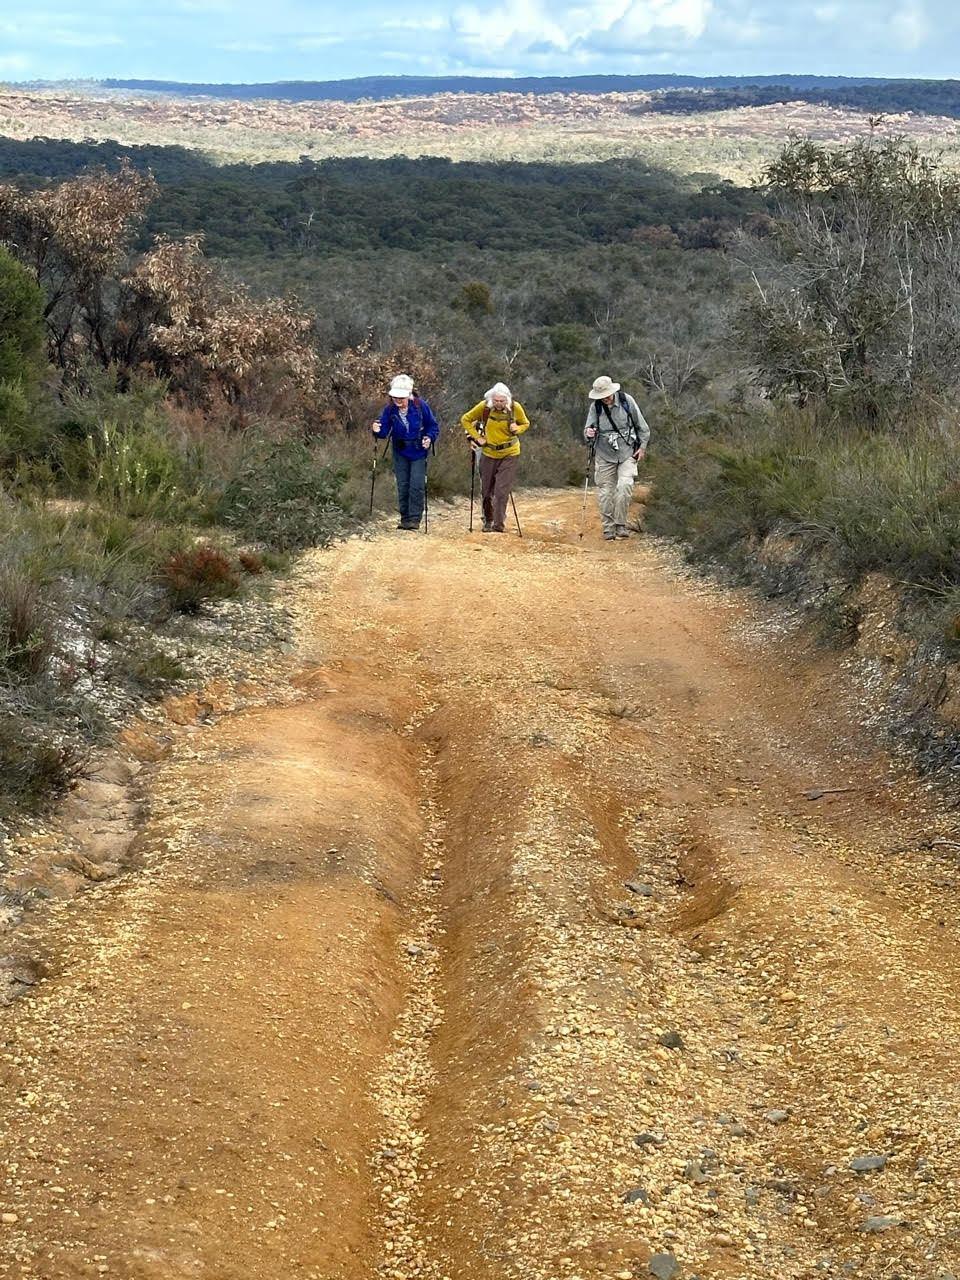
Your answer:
[588,375,620,400]
[388,373,414,398]
[484,381,512,406]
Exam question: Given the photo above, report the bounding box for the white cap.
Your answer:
[388,374,414,398]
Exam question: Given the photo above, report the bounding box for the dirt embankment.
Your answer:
[747,527,960,771]
[2,491,960,1280]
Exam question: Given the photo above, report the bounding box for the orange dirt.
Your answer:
[3,491,960,1279]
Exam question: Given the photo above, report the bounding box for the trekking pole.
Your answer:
[510,492,523,539]
[424,438,435,535]
[578,444,596,541]
[469,446,477,532]
[369,438,390,517]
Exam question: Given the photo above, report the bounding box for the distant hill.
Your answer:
[99,74,888,103]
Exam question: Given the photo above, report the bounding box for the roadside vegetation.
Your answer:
[648,138,960,665]
[5,129,960,818]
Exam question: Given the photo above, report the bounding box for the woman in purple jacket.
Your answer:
[371,374,441,531]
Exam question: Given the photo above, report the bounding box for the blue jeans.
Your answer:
[393,454,427,525]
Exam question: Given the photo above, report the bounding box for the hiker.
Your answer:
[371,374,440,530]
[583,374,650,541]
[461,381,530,532]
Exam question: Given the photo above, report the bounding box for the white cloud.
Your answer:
[890,0,930,49]
[218,40,277,53]
[46,29,125,47]
[0,53,31,74]
[614,0,713,41]
[382,16,449,31]
[450,0,713,60]
[295,34,345,49]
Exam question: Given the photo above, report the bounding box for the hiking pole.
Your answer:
[369,438,390,517]
[423,438,435,535]
[578,444,596,541]
[510,492,523,538]
[469,446,477,532]
[369,439,378,517]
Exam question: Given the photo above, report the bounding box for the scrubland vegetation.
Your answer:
[4,118,960,816]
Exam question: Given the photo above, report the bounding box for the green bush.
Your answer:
[648,408,960,589]
[218,437,347,551]
[0,247,45,386]
[81,419,191,521]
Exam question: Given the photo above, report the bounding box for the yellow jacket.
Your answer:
[461,400,530,459]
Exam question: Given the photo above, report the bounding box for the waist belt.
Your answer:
[485,439,517,452]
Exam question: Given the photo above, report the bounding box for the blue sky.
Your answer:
[0,0,956,83]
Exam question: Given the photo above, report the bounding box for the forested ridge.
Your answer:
[92,74,960,120]
[96,72,922,102]
[0,139,762,255]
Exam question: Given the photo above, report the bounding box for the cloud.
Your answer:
[0,53,31,74]
[47,29,125,48]
[294,35,346,50]
[890,0,930,49]
[450,0,716,64]
[4,0,959,84]
[218,40,277,53]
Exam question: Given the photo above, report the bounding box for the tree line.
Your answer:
[0,139,764,258]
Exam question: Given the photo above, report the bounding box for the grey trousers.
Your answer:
[594,454,638,532]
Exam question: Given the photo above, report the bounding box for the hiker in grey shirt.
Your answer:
[583,374,651,540]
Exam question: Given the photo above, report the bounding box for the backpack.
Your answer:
[597,390,640,448]
[481,400,516,428]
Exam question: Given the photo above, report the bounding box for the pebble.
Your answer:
[764,1109,790,1124]
[634,1130,665,1147]
[649,1253,678,1280]
[850,1153,888,1173]
[622,1186,650,1205]
[625,881,655,897]
[861,1214,905,1232]
[658,1030,685,1050]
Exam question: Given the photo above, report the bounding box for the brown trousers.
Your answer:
[479,454,518,530]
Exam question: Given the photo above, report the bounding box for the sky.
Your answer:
[0,0,957,84]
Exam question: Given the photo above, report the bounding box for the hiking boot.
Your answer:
[602,530,616,541]
[482,520,493,532]
[399,520,420,531]
[616,526,631,539]
[492,525,505,533]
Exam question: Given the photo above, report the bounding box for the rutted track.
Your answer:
[3,492,960,1279]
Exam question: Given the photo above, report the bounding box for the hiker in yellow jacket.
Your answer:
[461,382,530,533]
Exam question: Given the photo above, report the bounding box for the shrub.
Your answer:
[0,247,45,387]
[161,545,240,614]
[81,419,189,521]
[129,647,187,693]
[0,568,53,678]
[218,437,347,551]
[0,710,84,817]
[238,550,265,574]
[648,407,960,590]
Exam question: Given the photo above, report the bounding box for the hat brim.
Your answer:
[589,382,620,399]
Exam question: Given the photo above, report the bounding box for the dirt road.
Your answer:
[3,492,960,1280]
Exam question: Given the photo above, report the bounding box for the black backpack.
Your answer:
[597,390,640,448]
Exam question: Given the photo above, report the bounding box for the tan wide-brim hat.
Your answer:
[588,375,620,399]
